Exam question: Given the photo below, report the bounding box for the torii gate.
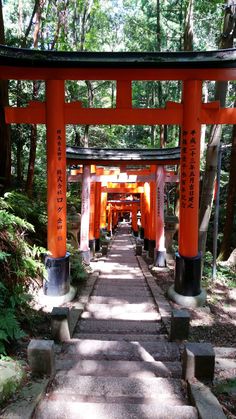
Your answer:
[68,163,178,263]
[2,45,236,306]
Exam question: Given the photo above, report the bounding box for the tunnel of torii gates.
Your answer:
[1,45,236,306]
[66,155,180,267]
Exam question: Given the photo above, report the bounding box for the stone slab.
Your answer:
[81,310,161,321]
[0,378,49,419]
[182,343,215,381]
[89,295,155,304]
[214,346,236,359]
[97,278,146,284]
[98,274,145,280]
[59,340,180,362]
[35,400,198,419]
[92,289,152,297]
[55,359,182,378]
[40,374,186,404]
[96,281,147,288]
[27,340,55,376]
[188,380,226,419]
[69,308,83,336]
[85,302,157,313]
[75,319,161,334]
[51,307,70,342]
[73,333,167,341]
[169,309,190,341]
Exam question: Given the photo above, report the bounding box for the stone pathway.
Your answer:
[34,224,198,419]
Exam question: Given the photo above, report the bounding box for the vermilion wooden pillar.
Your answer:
[174,79,203,297]
[154,166,166,267]
[94,181,101,251]
[89,179,95,257]
[44,80,70,296]
[143,182,150,251]
[80,164,91,263]
[149,167,157,259]
[100,191,107,230]
[140,192,145,239]
[107,203,112,235]
[132,203,138,236]
[113,210,118,229]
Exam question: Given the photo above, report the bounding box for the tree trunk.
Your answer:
[218,104,236,260]
[199,1,235,255]
[25,2,44,196]
[25,123,37,195]
[183,0,194,51]
[0,0,11,191]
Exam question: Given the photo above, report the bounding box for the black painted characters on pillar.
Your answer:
[56,129,64,242]
[180,129,197,210]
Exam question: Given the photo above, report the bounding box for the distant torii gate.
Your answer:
[2,45,236,306]
[68,164,178,264]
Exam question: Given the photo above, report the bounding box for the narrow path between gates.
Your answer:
[34,223,198,419]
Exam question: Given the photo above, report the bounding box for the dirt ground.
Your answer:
[153,268,236,419]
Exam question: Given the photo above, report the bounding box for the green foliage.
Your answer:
[66,245,88,284]
[203,251,236,286]
[0,282,26,355]
[0,192,46,290]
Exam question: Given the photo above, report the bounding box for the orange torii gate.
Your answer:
[68,159,179,264]
[2,45,236,306]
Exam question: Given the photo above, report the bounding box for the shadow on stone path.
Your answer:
[34,223,198,419]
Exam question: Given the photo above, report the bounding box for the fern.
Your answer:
[0,282,26,355]
[0,251,10,262]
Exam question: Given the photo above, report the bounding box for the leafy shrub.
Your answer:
[3,191,47,247]
[0,195,46,290]
[66,245,88,284]
[0,282,26,355]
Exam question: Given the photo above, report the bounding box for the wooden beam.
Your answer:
[6,100,236,126]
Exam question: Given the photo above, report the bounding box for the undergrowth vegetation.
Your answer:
[0,191,88,356]
[0,191,47,355]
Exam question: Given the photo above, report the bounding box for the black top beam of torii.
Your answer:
[0,44,235,69]
[66,146,180,167]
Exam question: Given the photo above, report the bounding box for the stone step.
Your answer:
[73,333,167,341]
[59,340,180,361]
[96,279,147,286]
[92,288,152,297]
[81,310,161,321]
[94,283,149,290]
[39,374,187,405]
[75,319,161,334]
[98,274,144,280]
[85,302,158,313]
[55,359,182,378]
[89,295,155,304]
[101,266,141,273]
[35,401,198,419]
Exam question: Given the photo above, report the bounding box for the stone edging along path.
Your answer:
[0,224,228,419]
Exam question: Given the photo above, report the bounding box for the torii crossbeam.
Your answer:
[1,44,236,306]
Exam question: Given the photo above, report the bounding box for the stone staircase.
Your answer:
[34,224,198,419]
